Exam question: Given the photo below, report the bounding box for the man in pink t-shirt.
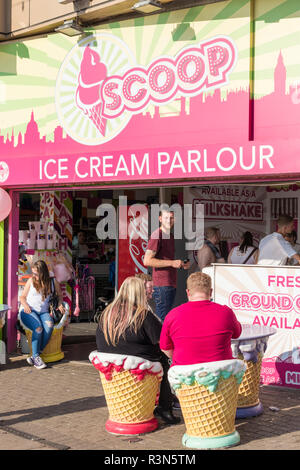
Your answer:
[160,272,242,366]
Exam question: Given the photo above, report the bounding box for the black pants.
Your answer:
[158,352,174,410]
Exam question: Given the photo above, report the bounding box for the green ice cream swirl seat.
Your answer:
[168,359,246,449]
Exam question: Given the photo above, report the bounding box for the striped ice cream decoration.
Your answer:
[54,191,73,310]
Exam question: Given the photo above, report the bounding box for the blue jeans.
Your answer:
[20,309,54,358]
[153,286,176,322]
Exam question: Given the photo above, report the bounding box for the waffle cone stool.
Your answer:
[168,359,246,449]
[89,351,163,435]
[237,353,263,407]
[19,303,70,363]
[232,338,268,418]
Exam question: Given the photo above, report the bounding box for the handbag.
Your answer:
[49,278,63,324]
[243,247,258,264]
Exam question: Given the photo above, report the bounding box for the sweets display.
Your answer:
[18,221,57,251]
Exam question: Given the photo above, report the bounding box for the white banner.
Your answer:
[211,264,300,389]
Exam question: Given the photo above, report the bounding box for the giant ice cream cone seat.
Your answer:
[18,303,69,363]
[89,351,163,435]
[168,359,246,449]
[231,324,277,419]
[232,338,268,418]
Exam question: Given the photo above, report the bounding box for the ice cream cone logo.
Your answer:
[76,47,107,137]
[0,161,9,183]
[55,33,135,146]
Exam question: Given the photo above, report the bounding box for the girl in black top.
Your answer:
[96,276,180,424]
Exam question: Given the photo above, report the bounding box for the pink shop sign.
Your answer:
[1,140,297,187]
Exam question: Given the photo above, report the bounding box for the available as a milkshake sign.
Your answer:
[55,33,237,146]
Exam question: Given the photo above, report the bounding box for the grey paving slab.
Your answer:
[1,338,299,452]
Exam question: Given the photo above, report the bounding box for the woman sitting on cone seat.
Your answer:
[96,276,180,425]
[19,260,65,370]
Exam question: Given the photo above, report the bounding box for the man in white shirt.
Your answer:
[257,214,300,266]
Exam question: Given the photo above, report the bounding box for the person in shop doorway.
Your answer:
[143,209,190,322]
[284,229,297,246]
[135,273,156,316]
[96,276,180,425]
[227,231,258,264]
[257,214,300,265]
[196,227,225,271]
[19,260,65,370]
[284,230,300,265]
[73,230,89,260]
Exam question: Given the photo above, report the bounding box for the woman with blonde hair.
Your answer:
[96,276,180,425]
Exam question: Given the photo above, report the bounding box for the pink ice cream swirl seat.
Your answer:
[76,47,107,136]
[89,351,163,435]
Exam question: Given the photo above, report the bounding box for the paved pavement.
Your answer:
[1,322,300,453]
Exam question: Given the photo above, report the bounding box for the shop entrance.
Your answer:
[10,180,300,390]
[15,182,300,326]
[17,186,187,330]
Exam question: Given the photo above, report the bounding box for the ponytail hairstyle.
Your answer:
[239,231,253,253]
